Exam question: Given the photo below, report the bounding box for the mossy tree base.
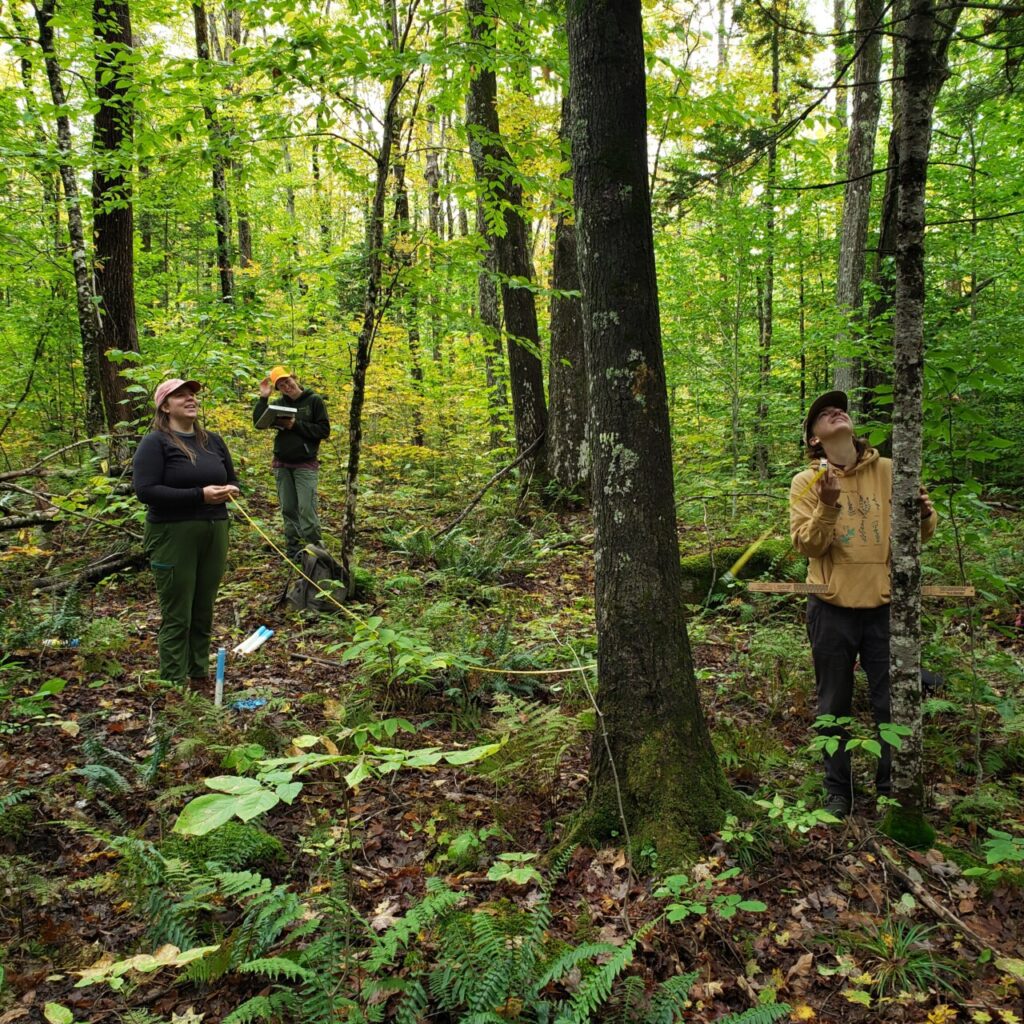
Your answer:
[567,724,745,869]
[879,804,936,850]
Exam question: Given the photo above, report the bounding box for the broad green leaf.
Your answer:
[444,739,504,765]
[205,776,262,794]
[172,793,239,836]
[232,788,280,822]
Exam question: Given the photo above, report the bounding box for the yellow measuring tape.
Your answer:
[723,461,828,582]
[228,496,596,677]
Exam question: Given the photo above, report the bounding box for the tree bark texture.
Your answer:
[834,0,848,142]
[833,0,883,398]
[92,0,143,447]
[476,201,507,449]
[35,0,105,436]
[547,97,589,496]
[888,0,951,824]
[193,2,235,303]
[753,24,780,482]
[341,3,405,576]
[465,0,548,481]
[867,0,960,429]
[392,122,425,447]
[567,0,732,859]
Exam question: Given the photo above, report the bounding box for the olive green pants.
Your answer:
[273,467,321,558]
[144,519,229,683]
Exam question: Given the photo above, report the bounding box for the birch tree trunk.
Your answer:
[833,0,883,399]
[867,0,959,430]
[885,0,962,849]
[34,0,105,436]
[567,0,732,862]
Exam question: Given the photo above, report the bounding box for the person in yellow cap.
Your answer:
[253,366,330,560]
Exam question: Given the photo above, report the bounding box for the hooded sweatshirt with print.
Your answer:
[789,448,937,609]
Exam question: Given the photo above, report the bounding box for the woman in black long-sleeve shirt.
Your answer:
[133,378,239,688]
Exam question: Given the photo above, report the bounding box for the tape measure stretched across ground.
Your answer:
[747,582,976,598]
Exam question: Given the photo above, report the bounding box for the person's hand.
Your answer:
[259,376,272,399]
[816,463,841,507]
[226,485,240,502]
[919,486,935,519]
[202,485,235,504]
[277,416,295,430]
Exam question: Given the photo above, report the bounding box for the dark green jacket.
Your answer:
[253,389,330,463]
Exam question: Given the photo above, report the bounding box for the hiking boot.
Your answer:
[824,794,852,819]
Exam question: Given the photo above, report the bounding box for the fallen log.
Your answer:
[32,551,145,593]
[0,510,57,531]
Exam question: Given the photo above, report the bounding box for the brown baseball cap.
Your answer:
[804,390,848,442]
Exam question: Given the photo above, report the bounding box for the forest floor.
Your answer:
[1,487,1023,1024]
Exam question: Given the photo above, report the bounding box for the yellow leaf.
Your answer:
[927,1006,959,1024]
[791,1007,816,1021]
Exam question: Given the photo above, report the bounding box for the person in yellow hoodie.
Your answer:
[790,390,937,818]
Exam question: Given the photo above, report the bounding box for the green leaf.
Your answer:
[995,957,1024,981]
[444,739,504,765]
[172,793,239,836]
[275,782,302,804]
[205,775,262,794]
[232,788,280,822]
[44,1005,74,1024]
[345,757,372,788]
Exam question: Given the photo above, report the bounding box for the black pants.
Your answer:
[806,597,891,799]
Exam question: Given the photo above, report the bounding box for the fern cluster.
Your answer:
[476,694,583,793]
[161,820,284,871]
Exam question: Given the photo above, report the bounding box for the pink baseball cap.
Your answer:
[154,378,202,409]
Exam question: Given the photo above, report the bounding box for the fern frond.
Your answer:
[538,942,622,988]
[0,788,34,813]
[237,956,315,983]
[719,1004,792,1024]
[643,971,699,1024]
[559,940,636,1024]
[138,731,170,787]
[76,763,132,796]
[222,991,298,1024]
[365,879,462,971]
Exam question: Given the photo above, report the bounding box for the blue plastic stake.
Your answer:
[215,647,226,707]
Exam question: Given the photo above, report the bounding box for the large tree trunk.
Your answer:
[833,0,883,399]
[34,0,105,436]
[465,0,548,484]
[885,0,963,849]
[193,2,234,303]
[92,0,143,459]
[547,94,588,497]
[567,0,732,862]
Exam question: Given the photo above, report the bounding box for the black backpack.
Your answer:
[285,545,349,613]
